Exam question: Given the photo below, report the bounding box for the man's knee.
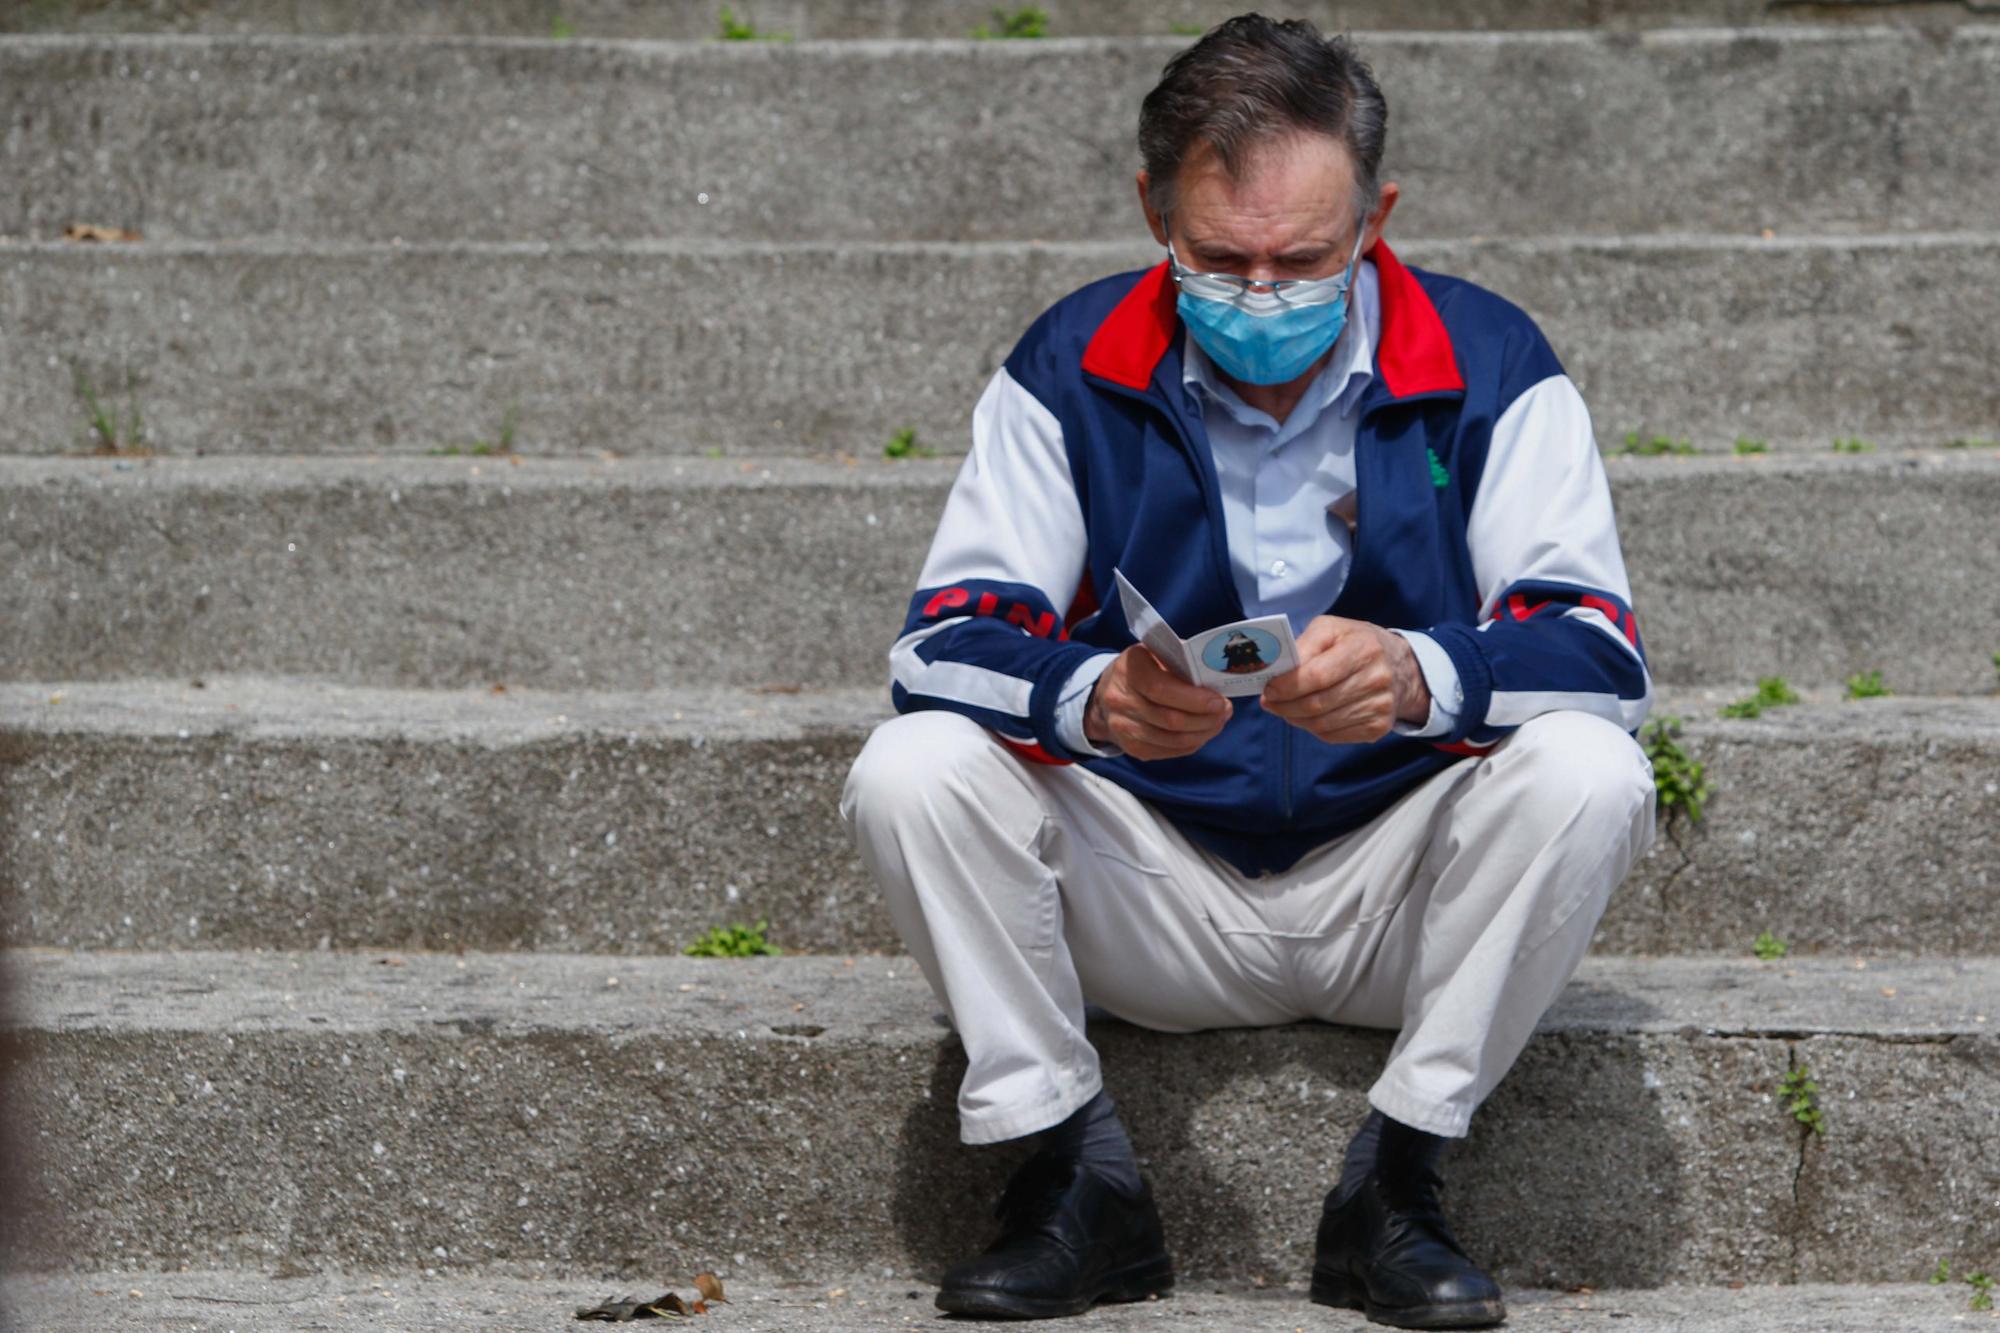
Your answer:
[840,709,1011,835]
[1493,709,1658,854]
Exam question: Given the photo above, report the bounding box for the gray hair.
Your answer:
[1138,15,1387,225]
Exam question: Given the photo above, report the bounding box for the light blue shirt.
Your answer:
[1055,258,1464,755]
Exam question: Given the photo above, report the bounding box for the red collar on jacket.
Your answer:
[1079,238,1464,400]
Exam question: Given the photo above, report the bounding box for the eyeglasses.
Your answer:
[1164,215,1368,308]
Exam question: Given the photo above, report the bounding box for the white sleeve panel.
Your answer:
[1464,374,1636,637]
[916,365,1089,611]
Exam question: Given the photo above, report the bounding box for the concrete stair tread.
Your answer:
[5,673,2000,740]
[9,236,2000,458]
[7,29,1999,244]
[3,674,1996,957]
[0,1271,1986,1332]
[10,0,1997,38]
[4,451,1997,696]
[11,946,1997,1037]
[5,946,1996,1282]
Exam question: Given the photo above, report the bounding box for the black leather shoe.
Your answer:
[1309,1161,1505,1329]
[935,1152,1174,1319]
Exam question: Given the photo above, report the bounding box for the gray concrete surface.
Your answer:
[2,949,1994,1284]
[4,452,1996,693]
[9,235,1999,457]
[1,679,1998,957]
[0,1271,1990,1332]
[9,0,1997,37]
[4,30,1998,243]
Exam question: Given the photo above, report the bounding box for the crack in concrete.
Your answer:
[1785,1041,1811,1284]
[1651,814,1698,949]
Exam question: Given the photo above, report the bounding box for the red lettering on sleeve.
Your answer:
[923,587,971,618]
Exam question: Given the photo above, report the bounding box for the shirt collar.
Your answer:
[1182,257,1381,437]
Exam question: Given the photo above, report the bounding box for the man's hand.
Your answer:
[1084,644,1232,760]
[1260,616,1430,745]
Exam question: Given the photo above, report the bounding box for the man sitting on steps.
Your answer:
[841,15,1657,1329]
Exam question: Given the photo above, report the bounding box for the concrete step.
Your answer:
[0,1271,1986,1333]
[3,948,1994,1284]
[5,452,1997,694]
[3,30,1996,243]
[9,0,1995,38]
[2,678,1995,957]
[9,235,1998,457]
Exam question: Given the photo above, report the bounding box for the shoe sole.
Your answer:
[1311,1270,1506,1330]
[936,1255,1175,1320]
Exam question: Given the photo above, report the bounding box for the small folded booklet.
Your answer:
[1113,569,1300,699]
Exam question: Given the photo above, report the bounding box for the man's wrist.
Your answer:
[1388,628,1431,724]
[1084,673,1112,745]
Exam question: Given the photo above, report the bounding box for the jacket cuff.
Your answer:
[1421,623,1496,746]
[1029,643,1122,762]
[1052,651,1123,758]
[1387,630,1463,739]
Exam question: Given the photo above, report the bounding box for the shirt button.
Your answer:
[1270,559,1288,576]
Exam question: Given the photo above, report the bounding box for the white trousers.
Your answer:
[839,708,1657,1144]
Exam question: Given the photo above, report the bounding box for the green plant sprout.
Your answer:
[685,918,783,957]
[883,426,935,459]
[1733,437,1768,454]
[1621,430,1697,456]
[1778,1063,1825,1137]
[1969,1272,1994,1312]
[1753,930,1788,961]
[1169,20,1207,35]
[972,6,1049,38]
[1930,1258,1952,1284]
[1719,675,1800,719]
[1640,716,1710,823]
[72,366,149,455]
[1844,670,1890,700]
[718,7,790,40]
[549,13,576,38]
[1830,437,1875,454]
[1944,438,1997,449]
[429,402,520,457]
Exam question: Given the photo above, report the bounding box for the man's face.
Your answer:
[1139,132,1394,284]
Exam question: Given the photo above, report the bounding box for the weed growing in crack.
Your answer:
[883,426,935,460]
[1620,429,1697,456]
[1753,930,1788,961]
[1969,1272,1994,1311]
[72,365,152,455]
[1930,1258,1952,1284]
[685,918,783,958]
[1844,670,1891,700]
[1640,716,1709,824]
[971,6,1050,38]
[1720,675,1800,720]
[717,7,791,40]
[1779,1062,1826,1138]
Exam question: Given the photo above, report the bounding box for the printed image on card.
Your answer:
[1113,569,1299,698]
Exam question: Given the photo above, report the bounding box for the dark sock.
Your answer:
[1335,1107,1451,1200]
[1036,1088,1142,1196]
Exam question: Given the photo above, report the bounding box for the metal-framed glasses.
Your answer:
[1164,218,1368,308]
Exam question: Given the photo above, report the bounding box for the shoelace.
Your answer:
[1375,1165,1475,1262]
[994,1154,1080,1233]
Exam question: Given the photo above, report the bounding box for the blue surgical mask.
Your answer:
[1167,225,1367,386]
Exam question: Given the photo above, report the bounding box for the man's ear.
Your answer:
[1136,171,1169,247]
[1363,181,1400,253]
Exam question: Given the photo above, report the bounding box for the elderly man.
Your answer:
[840,14,1655,1329]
